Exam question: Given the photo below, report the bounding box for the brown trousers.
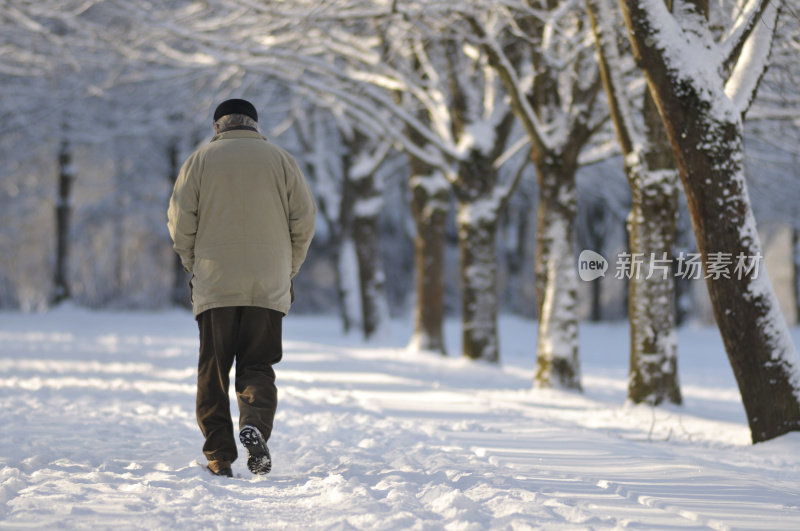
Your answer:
[196,306,283,462]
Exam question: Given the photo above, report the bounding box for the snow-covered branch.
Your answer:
[465,14,553,155]
[719,0,774,78]
[587,0,644,156]
[724,0,781,116]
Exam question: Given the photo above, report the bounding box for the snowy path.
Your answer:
[1,308,799,530]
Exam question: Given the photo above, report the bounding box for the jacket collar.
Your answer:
[211,129,268,142]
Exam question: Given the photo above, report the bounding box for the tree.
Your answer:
[346,133,393,339]
[619,0,800,442]
[52,133,75,305]
[293,105,361,333]
[407,135,451,355]
[465,0,605,386]
[587,0,682,405]
[795,227,800,323]
[221,2,528,361]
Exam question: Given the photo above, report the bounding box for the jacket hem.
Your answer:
[193,300,289,319]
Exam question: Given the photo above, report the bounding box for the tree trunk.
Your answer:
[456,151,500,363]
[622,0,800,442]
[168,140,190,308]
[334,165,359,334]
[794,227,800,325]
[408,165,449,355]
[680,119,797,442]
[458,208,499,363]
[352,197,388,340]
[627,90,682,405]
[337,234,361,334]
[296,117,360,335]
[587,0,681,404]
[584,200,607,322]
[347,141,390,340]
[534,158,580,389]
[52,138,73,306]
[626,166,682,405]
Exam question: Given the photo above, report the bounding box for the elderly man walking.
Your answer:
[168,98,316,477]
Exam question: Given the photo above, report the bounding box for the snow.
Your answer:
[338,237,362,329]
[2,307,800,529]
[408,171,450,197]
[723,1,778,114]
[456,121,497,158]
[353,196,384,219]
[537,213,580,387]
[456,196,500,227]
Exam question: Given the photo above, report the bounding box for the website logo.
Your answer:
[578,250,608,281]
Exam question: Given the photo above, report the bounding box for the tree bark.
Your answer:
[456,150,501,363]
[534,157,581,389]
[334,175,359,335]
[626,165,682,405]
[52,138,73,306]
[457,209,499,363]
[352,207,387,340]
[408,162,449,355]
[621,0,800,442]
[627,90,682,405]
[346,138,390,340]
[794,227,800,325]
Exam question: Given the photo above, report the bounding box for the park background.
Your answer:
[2,1,800,528]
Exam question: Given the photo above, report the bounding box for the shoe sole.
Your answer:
[239,426,272,475]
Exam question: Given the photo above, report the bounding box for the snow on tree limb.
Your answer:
[465,15,554,155]
[623,0,781,119]
[724,1,781,117]
[587,0,644,156]
[719,0,774,78]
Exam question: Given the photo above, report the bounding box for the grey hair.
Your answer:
[214,113,259,132]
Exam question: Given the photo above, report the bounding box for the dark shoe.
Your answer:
[207,459,233,477]
[239,425,271,475]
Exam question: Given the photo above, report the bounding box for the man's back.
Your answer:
[168,129,316,317]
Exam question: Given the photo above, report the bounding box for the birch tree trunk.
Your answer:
[621,0,800,442]
[534,158,580,388]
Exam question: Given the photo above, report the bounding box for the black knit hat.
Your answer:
[213,98,258,122]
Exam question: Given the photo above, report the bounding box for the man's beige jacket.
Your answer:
[167,129,316,317]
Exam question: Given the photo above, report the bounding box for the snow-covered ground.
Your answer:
[1,307,799,530]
